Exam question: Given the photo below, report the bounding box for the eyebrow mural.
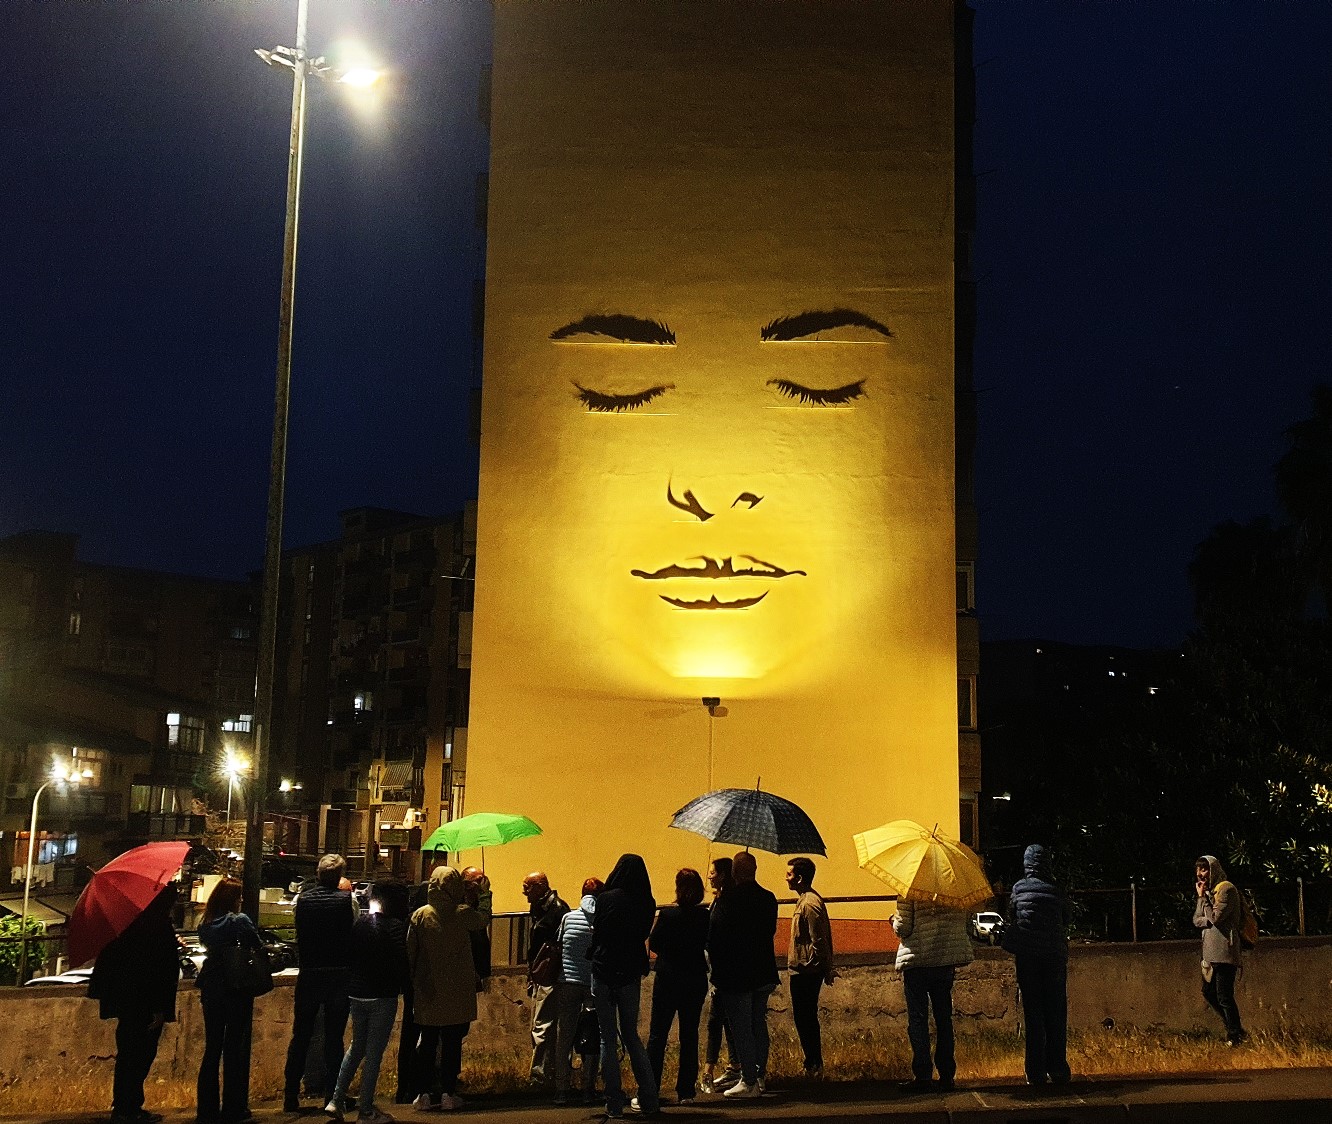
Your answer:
[550,313,677,344]
[760,308,893,342]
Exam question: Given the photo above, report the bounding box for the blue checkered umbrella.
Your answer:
[670,787,826,856]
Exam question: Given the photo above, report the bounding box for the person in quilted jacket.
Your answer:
[1002,844,1071,1085]
[891,895,973,1093]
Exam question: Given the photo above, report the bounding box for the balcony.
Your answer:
[126,812,206,840]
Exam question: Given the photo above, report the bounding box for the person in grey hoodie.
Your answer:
[551,878,603,1105]
[1194,854,1246,1045]
[1001,844,1071,1085]
[891,898,973,1093]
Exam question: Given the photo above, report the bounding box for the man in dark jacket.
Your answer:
[284,853,357,1111]
[707,851,778,1099]
[522,870,569,1084]
[88,884,180,1124]
[1001,844,1071,1085]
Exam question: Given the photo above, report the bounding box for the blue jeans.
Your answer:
[714,987,772,1086]
[332,996,399,1115]
[903,965,955,1083]
[592,977,659,1114]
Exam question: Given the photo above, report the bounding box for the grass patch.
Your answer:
[5,1026,1330,1115]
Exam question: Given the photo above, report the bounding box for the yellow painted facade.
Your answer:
[469,1,959,910]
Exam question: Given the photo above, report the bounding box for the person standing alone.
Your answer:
[785,857,836,1078]
[1194,854,1247,1046]
[1001,844,1071,1085]
[195,877,261,1124]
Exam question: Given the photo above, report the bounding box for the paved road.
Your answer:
[3,1070,1329,1124]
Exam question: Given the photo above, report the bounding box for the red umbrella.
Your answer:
[67,841,190,967]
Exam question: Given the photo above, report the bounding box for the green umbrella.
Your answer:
[421,812,543,853]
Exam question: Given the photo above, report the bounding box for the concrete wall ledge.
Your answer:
[2,937,1329,1113]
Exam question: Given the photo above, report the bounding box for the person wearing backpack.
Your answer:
[1193,854,1248,1046]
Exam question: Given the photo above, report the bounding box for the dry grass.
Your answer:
[5,1027,1330,1115]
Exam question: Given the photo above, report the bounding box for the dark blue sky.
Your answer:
[4,2,1329,649]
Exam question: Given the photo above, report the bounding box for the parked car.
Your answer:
[24,967,94,987]
[970,911,1005,944]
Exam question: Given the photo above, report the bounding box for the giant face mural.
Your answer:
[464,0,960,908]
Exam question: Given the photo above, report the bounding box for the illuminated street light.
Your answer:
[20,758,92,980]
[244,0,383,921]
[221,746,251,825]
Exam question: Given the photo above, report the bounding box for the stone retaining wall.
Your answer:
[1,938,1327,1112]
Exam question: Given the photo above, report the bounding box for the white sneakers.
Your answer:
[723,1080,762,1099]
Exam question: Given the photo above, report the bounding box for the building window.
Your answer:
[230,626,253,640]
[221,714,253,733]
[67,611,81,637]
[956,562,975,613]
[71,747,107,787]
[167,712,205,753]
[958,676,977,731]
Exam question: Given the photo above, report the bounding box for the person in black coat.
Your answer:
[1001,844,1071,1085]
[706,851,778,1098]
[284,854,357,1111]
[591,854,659,1118]
[88,883,181,1124]
[645,868,710,1105]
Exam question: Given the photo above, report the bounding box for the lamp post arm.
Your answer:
[19,779,53,981]
[245,0,308,923]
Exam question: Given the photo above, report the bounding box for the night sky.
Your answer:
[4,2,1329,650]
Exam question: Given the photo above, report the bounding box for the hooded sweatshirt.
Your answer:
[407,865,492,1026]
[592,854,656,988]
[1194,854,1242,965]
[1001,844,1069,960]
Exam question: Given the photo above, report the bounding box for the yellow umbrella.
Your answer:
[853,819,992,909]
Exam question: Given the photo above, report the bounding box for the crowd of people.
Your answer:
[82,847,1252,1123]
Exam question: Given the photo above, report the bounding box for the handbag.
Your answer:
[221,942,275,997]
[528,940,557,989]
[574,1005,601,1055]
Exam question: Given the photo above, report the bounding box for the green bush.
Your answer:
[0,914,48,985]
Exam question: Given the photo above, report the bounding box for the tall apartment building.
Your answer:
[467,0,980,908]
[269,507,475,881]
[0,531,257,886]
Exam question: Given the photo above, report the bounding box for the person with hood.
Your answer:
[645,867,711,1105]
[195,877,262,1124]
[1194,854,1247,1045]
[1001,844,1071,1085]
[88,883,181,1124]
[591,854,660,1118]
[327,880,412,1124]
[551,876,603,1105]
[706,851,778,1100]
[408,865,493,1111]
[891,894,972,1093]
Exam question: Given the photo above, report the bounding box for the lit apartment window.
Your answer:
[166,712,205,752]
[68,611,81,637]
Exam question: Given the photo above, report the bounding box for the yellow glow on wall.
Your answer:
[466,1,961,912]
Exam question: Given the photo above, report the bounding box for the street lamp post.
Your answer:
[243,1,381,921]
[243,0,308,924]
[222,746,251,826]
[20,762,91,981]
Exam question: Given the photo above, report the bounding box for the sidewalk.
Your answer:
[5,1070,1331,1124]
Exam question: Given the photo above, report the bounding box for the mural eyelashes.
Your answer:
[574,382,675,412]
[766,378,866,406]
[760,308,893,342]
